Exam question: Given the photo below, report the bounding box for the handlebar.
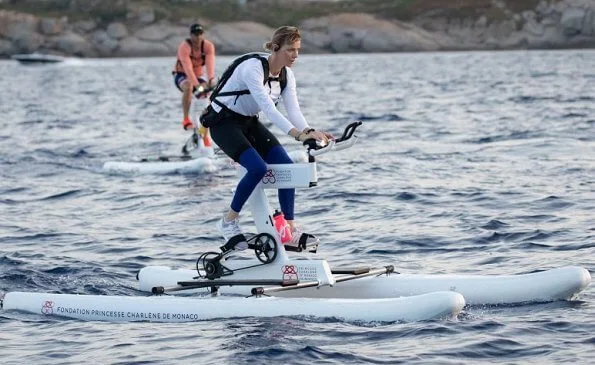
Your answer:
[303,121,362,157]
[337,121,362,142]
[193,85,215,99]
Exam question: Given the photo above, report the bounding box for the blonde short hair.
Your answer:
[264,26,301,51]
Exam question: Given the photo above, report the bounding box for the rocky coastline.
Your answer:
[1,0,594,58]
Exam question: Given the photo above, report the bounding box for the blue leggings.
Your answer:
[231,145,295,220]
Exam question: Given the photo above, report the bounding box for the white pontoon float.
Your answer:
[102,129,217,174]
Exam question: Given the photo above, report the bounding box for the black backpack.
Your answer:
[210,53,287,111]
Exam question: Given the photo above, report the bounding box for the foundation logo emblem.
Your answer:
[282,265,298,282]
[41,300,54,315]
[262,169,276,184]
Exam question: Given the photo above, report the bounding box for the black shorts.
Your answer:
[173,72,205,92]
[210,115,281,162]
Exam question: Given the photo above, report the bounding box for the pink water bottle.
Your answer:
[273,210,292,243]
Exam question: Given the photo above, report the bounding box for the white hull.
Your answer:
[103,157,216,174]
[101,141,307,175]
[103,144,217,174]
[137,265,591,305]
[12,53,65,64]
[1,291,464,323]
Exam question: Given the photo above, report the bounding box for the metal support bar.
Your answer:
[250,265,394,296]
[152,279,298,295]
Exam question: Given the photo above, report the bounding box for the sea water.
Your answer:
[0,50,593,364]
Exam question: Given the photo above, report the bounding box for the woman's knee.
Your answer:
[239,148,268,178]
[266,145,292,164]
[248,160,268,178]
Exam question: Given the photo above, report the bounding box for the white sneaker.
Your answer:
[217,216,248,251]
[285,226,320,253]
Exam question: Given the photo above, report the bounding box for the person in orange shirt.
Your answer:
[172,23,216,142]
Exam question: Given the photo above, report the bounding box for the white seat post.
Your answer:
[242,161,318,259]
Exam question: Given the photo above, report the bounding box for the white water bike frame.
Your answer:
[242,128,360,263]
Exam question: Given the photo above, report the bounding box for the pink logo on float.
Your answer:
[282,265,298,282]
[41,300,54,315]
[262,169,276,184]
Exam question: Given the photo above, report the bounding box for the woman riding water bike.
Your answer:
[202,26,333,251]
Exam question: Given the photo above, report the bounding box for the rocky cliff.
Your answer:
[1,0,594,58]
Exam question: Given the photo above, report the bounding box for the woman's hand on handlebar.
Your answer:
[299,130,334,144]
[321,130,335,141]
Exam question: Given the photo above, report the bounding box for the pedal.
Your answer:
[219,234,248,252]
[284,244,318,253]
[284,233,319,253]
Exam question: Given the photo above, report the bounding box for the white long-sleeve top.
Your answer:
[210,56,309,134]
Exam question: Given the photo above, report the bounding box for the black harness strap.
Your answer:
[175,39,205,72]
[209,53,288,117]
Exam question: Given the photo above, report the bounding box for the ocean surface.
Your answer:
[0,50,594,364]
